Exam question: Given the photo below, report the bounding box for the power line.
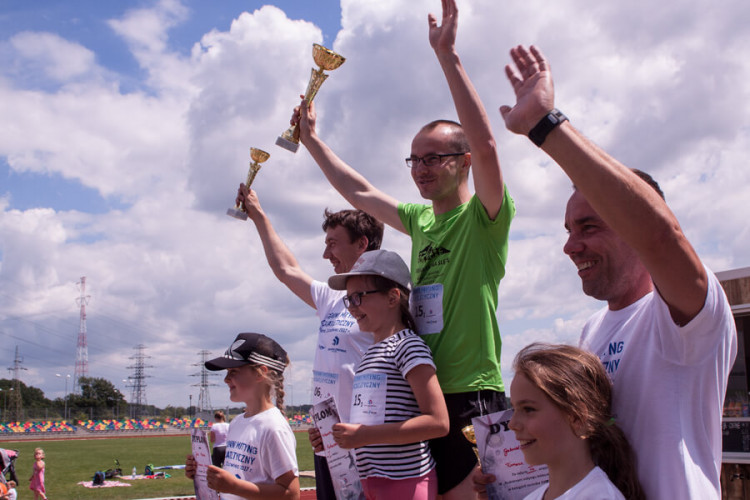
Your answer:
[126,344,153,418]
[73,276,90,393]
[191,350,219,418]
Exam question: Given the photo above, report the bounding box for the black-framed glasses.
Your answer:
[405,152,467,168]
[343,289,383,308]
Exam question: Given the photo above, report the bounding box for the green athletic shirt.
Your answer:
[398,185,514,394]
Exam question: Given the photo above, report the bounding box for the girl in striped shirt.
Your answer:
[328,249,449,500]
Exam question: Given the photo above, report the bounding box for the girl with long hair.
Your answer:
[509,343,645,500]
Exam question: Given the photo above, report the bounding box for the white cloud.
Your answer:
[8,31,97,82]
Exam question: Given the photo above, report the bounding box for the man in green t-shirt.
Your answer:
[290,1,514,498]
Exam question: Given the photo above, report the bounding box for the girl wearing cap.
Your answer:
[328,249,449,500]
[185,333,299,500]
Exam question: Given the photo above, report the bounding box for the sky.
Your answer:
[1,0,749,411]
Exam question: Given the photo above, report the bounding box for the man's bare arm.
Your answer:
[429,0,504,218]
[501,45,706,323]
[297,100,406,234]
[240,185,315,307]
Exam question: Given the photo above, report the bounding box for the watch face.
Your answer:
[550,110,566,124]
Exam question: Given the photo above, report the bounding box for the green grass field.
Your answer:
[2,431,314,499]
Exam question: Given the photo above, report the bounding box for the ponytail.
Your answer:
[272,371,287,417]
[590,421,645,500]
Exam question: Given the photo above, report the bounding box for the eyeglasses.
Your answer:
[405,152,467,168]
[342,289,383,308]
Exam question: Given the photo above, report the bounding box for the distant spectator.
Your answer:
[29,448,46,500]
[1,480,17,500]
[209,411,230,467]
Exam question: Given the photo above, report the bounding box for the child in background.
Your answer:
[210,410,230,467]
[185,333,299,500]
[29,448,46,500]
[508,343,644,500]
[328,250,449,500]
[1,480,17,500]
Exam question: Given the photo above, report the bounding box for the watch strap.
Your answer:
[528,109,568,147]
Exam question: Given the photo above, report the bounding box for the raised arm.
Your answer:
[296,100,406,234]
[500,45,707,323]
[428,0,505,219]
[238,185,315,308]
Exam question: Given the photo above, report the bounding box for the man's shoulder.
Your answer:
[311,280,345,306]
[398,201,433,219]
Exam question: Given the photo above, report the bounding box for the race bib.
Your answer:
[350,373,387,425]
[411,284,444,335]
[313,370,339,406]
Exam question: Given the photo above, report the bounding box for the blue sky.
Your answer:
[1,0,749,410]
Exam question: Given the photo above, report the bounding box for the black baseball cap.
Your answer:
[205,333,288,373]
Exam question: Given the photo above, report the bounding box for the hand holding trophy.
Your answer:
[276,43,345,153]
[226,147,270,220]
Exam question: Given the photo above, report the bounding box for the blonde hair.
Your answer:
[249,362,289,417]
[34,447,45,459]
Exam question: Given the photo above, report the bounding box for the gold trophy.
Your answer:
[276,43,346,153]
[226,147,270,220]
[462,425,482,468]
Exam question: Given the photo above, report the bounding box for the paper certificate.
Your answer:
[312,397,365,500]
[191,428,220,500]
[472,409,549,500]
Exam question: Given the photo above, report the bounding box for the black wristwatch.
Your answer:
[528,109,568,147]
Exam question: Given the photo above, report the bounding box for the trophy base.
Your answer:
[226,208,248,221]
[276,135,300,153]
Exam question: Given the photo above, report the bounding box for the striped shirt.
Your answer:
[352,329,436,480]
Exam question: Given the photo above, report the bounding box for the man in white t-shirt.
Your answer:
[488,45,737,498]
[235,185,383,500]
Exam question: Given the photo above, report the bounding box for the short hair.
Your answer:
[418,119,470,154]
[322,209,384,251]
[573,169,665,200]
[631,169,665,200]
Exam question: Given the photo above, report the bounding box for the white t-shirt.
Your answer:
[523,466,624,500]
[311,280,374,425]
[221,406,298,500]
[579,267,736,500]
[211,421,230,447]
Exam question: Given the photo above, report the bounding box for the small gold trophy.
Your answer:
[276,43,346,153]
[226,147,270,220]
[462,424,482,468]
